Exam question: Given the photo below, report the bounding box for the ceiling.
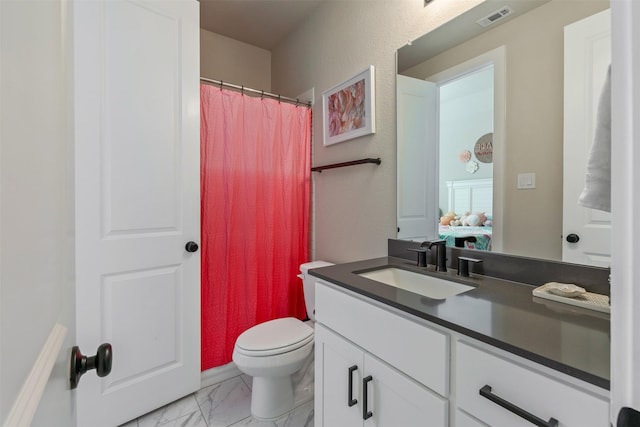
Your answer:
[397,0,549,72]
[199,0,324,51]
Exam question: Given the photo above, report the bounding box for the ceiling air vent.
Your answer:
[476,5,514,27]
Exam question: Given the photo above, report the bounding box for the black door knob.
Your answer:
[70,343,112,389]
[566,233,580,243]
[618,407,640,426]
[185,241,199,252]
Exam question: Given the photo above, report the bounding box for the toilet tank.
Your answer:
[299,261,334,322]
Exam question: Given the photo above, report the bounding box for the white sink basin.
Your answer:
[357,267,474,300]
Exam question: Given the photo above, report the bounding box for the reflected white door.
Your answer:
[73,1,200,426]
[397,75,438,240]
[563,9,611,267]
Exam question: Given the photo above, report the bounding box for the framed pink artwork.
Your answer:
[322,66,376,146]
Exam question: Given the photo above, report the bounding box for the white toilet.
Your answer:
[232,261,333,420]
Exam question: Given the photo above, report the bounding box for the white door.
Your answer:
[396,75,438,240]
[73,1,200,426]
[562,9,611,267]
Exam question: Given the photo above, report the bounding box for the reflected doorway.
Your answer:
[438,66,494,251]
[397,47,505,252]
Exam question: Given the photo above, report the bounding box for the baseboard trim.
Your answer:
[3,323,67,427]
[200,362,242,388]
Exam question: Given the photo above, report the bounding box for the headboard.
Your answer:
[446,178,493,216]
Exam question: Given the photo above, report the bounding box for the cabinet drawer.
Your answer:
[316,281,449,396]
[456,341,608,427]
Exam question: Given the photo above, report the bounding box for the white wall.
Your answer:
[271,0,485,263]
[610,0,640,421]
[439,67,494,213]
[200,29,271,91]
[0,1,75,424]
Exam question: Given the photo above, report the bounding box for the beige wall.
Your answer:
[272,0,607,263]
[200,29,271,91]
[271,0,484,263]
[402,0,608,260]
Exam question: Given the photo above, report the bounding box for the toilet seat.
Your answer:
[234,317,314,357]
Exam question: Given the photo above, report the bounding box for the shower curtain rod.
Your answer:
[200,77,311,107]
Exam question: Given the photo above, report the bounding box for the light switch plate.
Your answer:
[517,172,536,189]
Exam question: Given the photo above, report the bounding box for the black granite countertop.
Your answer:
[310,256,610,390]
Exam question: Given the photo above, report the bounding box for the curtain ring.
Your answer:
[219,80,223,91]
[278,95,281,103]
[296,98,300,106]
[241,85,244,95]
[261,90,264,99]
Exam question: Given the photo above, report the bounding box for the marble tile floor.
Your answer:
[120,359,314,427]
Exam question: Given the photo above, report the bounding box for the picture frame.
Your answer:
[322,65,376,146]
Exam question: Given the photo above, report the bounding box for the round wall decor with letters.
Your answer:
[474,133,493,163]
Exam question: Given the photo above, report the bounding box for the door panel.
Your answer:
[102,266,181,385]
[563,9,611,267]
[73,1,200,425]
[397,75,438,240]
[104,1,180,234]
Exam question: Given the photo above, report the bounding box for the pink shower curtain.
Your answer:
[200,84,312,370]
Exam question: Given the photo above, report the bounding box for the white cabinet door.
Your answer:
[315,324,363,427]
[315,324,447,427]
[73,1,200,426]
[456,410,488,427]
[365,354,447,427]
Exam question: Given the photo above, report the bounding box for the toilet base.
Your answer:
[251,376,294,420]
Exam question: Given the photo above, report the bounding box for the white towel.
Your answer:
[579,65,611,212]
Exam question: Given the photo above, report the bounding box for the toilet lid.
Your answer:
[235,317,313,356]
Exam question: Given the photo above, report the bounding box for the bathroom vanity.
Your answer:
[311,253,610,427]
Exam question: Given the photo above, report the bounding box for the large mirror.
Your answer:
[396,0,611,266]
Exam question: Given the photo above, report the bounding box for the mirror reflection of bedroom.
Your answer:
[397,0,611,264]
[397,56,497,252]
[437,65,494,252]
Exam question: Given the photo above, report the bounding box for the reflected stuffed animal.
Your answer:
[464,212,488,226]
[440,212,457,226]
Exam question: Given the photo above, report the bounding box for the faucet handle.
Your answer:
[454,236,477,248]
[457,256,482,277]
[408,248,428,267]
